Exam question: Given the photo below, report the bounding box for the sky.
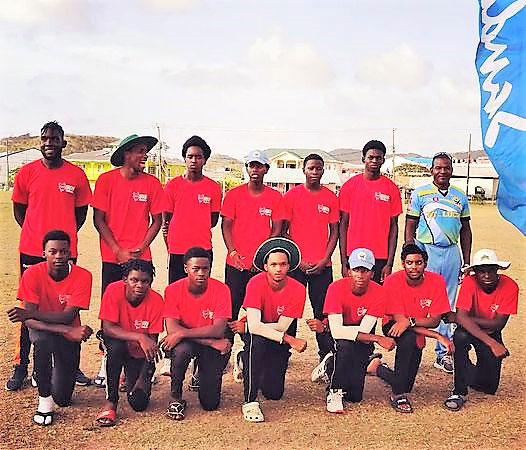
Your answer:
[0,0,484,159]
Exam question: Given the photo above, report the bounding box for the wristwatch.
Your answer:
[408,317,416,327]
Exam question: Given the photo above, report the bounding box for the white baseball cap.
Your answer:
[468,249,510,272]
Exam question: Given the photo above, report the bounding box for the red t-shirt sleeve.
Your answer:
[98,283,120,323]
[91,173,109,212]
[67,269,92,310]
[220,188,236,219]
[163,284,182,320]
[455,276,475,312]
[148,292,165,333]
[390,181,403,217]
[210,181,222,213]
[75,170,93,207]
[213,283,232,320]
[12,167,29,205]
[323,281,343,315]
[242,276,263,311]
[149,178,165,216]
[17,266,40,305]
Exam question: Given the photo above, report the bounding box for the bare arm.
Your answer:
[413,326,454,353]
[270,219,283,237]
[281,220,292,240]
[211,212,220,228]
[404,215,419,244]
[93,208,120,254]
[75,205,89,231]
[135,213,162,256]
[387,313,441,337]
[8,302,80,325]
[339,211,349,277]
[381,216,399,281]
[162,212,172,247]
[13,202,27,228]
[222,216,246,270]
[459,218,472,265]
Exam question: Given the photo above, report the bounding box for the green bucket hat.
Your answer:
[110,134,158,167]
[253,237,301,272]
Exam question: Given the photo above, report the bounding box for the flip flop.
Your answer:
[96,408,117,427]
[167,400,186,421]
[444,394,466,411]
[368,353,383,364]
[242,401,264,422]
[390,395,413,413]
[93,376,106,388]
[33,410,54,426]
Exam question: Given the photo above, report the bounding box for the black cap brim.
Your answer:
[253,237,301,272]
[110,136,158,167]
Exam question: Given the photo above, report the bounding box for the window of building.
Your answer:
[277,160,284,168]
[148,166,156,175]
[285,160,296,168]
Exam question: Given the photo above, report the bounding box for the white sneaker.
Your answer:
[160,358,171,377]
[233,348,244,383]
[242,401,264,422]
[311,352,333,382]
[327,389,344,413]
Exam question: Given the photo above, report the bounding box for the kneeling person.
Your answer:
[96,260,163,427]
[239,238,307,423]
[444,249,518,411]
[324,248,395,413]
[162,247,232,420]
[7,230,93,426]
[375,244,452,413]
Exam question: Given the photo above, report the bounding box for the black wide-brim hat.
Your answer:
[253,237,301,272]
[110,134,158,167]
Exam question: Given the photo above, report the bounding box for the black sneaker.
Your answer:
[5,365,27,391]
[75,369,92,386]
[188,372,199,391]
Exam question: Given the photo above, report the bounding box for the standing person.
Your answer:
[339,140,402,284]
[162,247,232,421]
[405,152,472,373]
[7,231,93,426]
[323,248,396,414]
[91,134,164,387]
[236,238,307,423]
[7,121,92,391]
[95,260,163,427]
[444,249,518,411]
[282,153,338,369]
[222,150,283,331]
[163,135,222,284]
[373,244,453,413]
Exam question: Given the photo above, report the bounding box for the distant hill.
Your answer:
[330,148,487,163]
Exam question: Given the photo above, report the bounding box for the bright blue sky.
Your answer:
[0,0,483,158]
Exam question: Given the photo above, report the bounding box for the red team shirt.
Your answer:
[163,278,232,329]
[339,174,402,259]
[456,274,518,320]
[12,160,92,258]
[91,169,164,263]
[99,281,164,334]
[164,176,222,254]
[221,184,284,269]
[17,262,92,327]
[383,270,451,347]
[283,185,339,266]
[243,273,306,323]
[323,278,384,325]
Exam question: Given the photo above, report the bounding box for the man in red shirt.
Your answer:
[163,135,222,283]
[444,249,518,411]
[372,244,452,413]
[95,259,163,427]
[91,134,163,387]
[222,150,283,336]
[323,248,396,414]
[7,230,93,426]
[339,140,402,283]
[8,121,92,391]
[232,238,307,423]
[282,153,339,366]
[162,247,232,421]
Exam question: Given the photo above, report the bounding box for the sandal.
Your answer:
[96,408,117,427]
[390,395,413,413]
[242,401,264,422]
[167,400,187,421]
[94,376,106,388]
[33,410,54,426]
[368,352,383,364]
[444,394,466,411]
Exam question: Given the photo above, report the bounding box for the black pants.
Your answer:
[29,329,80,406]
[102,262,125,296]
[289,267,333,359]
[242,333,291,403]
[101,334,154,411]
[328,339,373,402]
[377,322,422,395]
[170,341,228,411]
[168,250,213,284]
[453,327,504,396]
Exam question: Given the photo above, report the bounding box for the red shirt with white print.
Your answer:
[323,278,384,325]
[163,278,232,329]
[221,184,284,269]
[456,274,518,320]
[98,280,164,334]
[242,272,306,323]
[91,168,164,263]
[12,160,92,258]
[17,262,92,327]
[164,176,222,254]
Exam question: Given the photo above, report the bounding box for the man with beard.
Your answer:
[8,121,92,391]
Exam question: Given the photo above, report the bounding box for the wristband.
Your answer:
[408,317,416,328]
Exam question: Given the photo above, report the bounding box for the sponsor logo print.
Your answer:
[453,196,461,205]
[317,204,330,214]
[420,298,432,308]
[259,207,272,216]
[198,194,211,204]
[202,308,214,320]
[432,196,440,202]
[276,305,285,315]
[134,320,150,329]
[132,192,148,202]
[58,182,75,194]
[489,303,499,313]
[356,306,367,317]
[374,192,390,202]
[58,294,71,305]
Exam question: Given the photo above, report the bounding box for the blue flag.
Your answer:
[476,0,526,235]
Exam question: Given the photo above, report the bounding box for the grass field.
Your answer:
[0,190,524,449]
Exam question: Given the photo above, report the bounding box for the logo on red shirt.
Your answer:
[133,320,150,329]
[198,194,211,204]
[58,182,75,194]
[132,192,148,202]
[276,305,285,315]
[201,308,214,320]
[58,294,71,305]
[374,192,390,202]
[317,204,330,214]
[258,207,272,216]
[420,298,432,308]
[357,306,367,317]
[489,303,500,313]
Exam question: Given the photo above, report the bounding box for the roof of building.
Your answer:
[265,148,342,163]
[252,167,341,185]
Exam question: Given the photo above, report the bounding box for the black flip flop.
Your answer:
[444,394,465,411]
[33,410,54,426]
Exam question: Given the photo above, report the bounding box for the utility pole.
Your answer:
[5,139,9,190]
[392,128,396,182]
[156,124,162,183]
[466,133,472,195]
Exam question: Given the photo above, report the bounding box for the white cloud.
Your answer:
[143,0,200,11]
[356,44,431,89]
[438,76,480,112]
[248,34,334,88]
